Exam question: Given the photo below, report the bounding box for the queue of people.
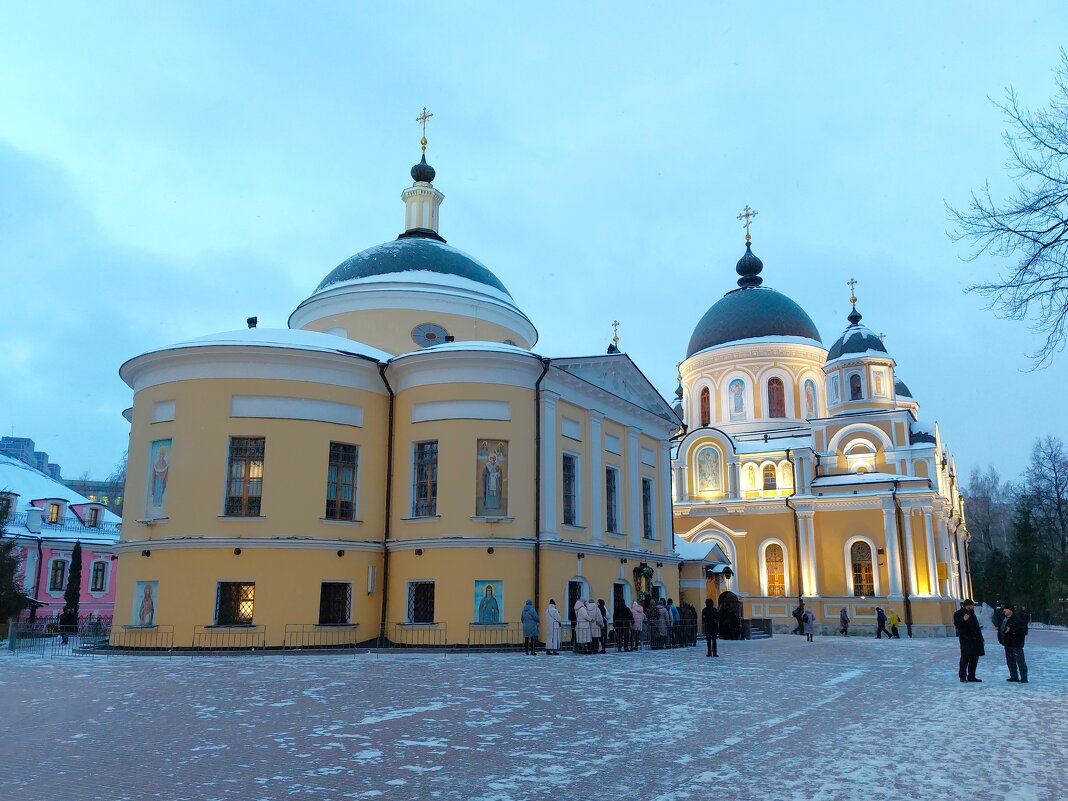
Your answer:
[534,597,706,656]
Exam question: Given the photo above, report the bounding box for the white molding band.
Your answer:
[231,395,364,427]
[114,537,385,554]
[411,399,511,423]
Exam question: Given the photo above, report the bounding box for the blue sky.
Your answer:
[1,3,1066,481]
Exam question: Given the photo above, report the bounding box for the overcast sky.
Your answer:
[1,3,1066,482]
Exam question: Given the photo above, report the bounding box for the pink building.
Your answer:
[1,454,120,622]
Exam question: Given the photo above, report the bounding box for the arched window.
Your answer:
[851,541,875,596]
[699,387,711,427]
[765,544,786,596]
[762,465,777,491]
[767,377,786,418]
[849,373,863,401]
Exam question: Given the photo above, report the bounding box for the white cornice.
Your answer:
[542,369,677,437]
[114,536,385,554]
[538,538,682,563]
[388,349,545,391]
[387,536,534,551]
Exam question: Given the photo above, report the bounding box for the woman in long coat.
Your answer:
[630,600,646,650]
[521,600,540,656]
[802,609,816,642]
[655,600,670,649]
[575,600,592,653]
[839,608,850,636]
[588,601,603,654]
[545,600,562,655]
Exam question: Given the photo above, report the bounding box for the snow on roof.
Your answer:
[824,348,895,367]
[308,269,519,307]
[733,434,813,454]
[688,335,826,359]
[154,328,393,364]
[407,340,536,357]
[811,471,924,487]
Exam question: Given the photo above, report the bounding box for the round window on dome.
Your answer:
[412,323,450,348]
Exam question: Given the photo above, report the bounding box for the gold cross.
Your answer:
[612,319,620,345]
[847,277,858,304]
[416,107,433,151]
[736,205,758,241]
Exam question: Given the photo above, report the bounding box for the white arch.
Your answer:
[759,460,779,491]
[563,575,591,610]
[758,537,792,598]
[799,372,823,418]
[741,461,760,491]
[846,369,867,401]
[844,535,882,597]
[691,378,716,427]
[777,459,794,488]
[690,442,726,495]
[828,423,893,454]
[720,369,755,422]
[756,366,797,420]
[612,579,632,617]
[689,529,740,592]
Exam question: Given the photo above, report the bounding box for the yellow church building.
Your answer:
[110,139,682,649]
[670,220,972,637]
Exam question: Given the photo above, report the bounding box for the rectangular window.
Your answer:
[48,504,60,524]
[90,562,107,592]
[49,560,67,591]
[325,442,358,520]
[412,441,438,517]
[318,582,352,625]
[407,581,435,623]
[562,453,577,526]
[605,466,620,534]
[215,582,256,625]
[224,437,265,516]
[87,507,100,528]
[642,477,655,539]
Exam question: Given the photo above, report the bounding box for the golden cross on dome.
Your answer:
[416,106,434,151]
[847,277,858,304]
[736,205,758,241]
[612,319,620,345]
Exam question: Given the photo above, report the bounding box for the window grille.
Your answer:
[605,467,619,533]
[90,562,107,592]
[407,581,435,623]
[319,582,352,625]
[768,378,786,418]
[562,454,577,526]
[641,477,655,539]
[325,442,358,520]
[49,560,67,591]
[224,437,265,516]
[851,541,875,596]
[765,544,786,596]
[216,582,256,625]
[567,580,584,624]
[48,504,60,524]
[763,465,777,491]
[412,441,438,517]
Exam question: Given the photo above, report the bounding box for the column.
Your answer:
[902,509,919,596]
[883,505,903,598]
[678,464,690,502]
[540,391,559,536]
[799,512,818,596]
[627,427,641,550]
[728,461,738,498]
[796,521,810,597]
[923,510,940,598]
[588,411,604,544]
[806,514,819,596]
[659,440,673,549]
[938,516,953,597]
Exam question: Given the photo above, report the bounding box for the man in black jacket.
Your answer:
[953,599,985,683]
[1000,604,1029,683]
[702,598,720,657]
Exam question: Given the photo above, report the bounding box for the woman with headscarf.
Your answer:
[655,599,670,649]
[521,599,540,656]
[545,599,562,655]
[588,599,604,654]
[802,608,816,642]
[630,600,646,651]
[575,600,592,654]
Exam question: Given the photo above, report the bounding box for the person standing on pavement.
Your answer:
[1000,605,1029,683]
[596,600,610,653]
[545,600,562,655]
[875,607,893,639]
[792,605,804,635]
[802,608,816,642]
[521,600,540,656]
[575,600,592,654]
[702,598,720,657]
[953,599,985,683]
[613,599,634,652]
[630,600,646,651]
[839,608,850,636]
[588,599,604,654]
[888,608,901,639]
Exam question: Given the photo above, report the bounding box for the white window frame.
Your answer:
[562,451,582,527]
[410,440,439,518]
[89,560,110,595]
[758,538,792,598]
[844,535,882,597]
[604,465,622,534]
[46,557,68,594]
[641,475,656,540]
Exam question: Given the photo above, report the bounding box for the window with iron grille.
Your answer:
[90,562,107,592]
[767,377,786,418]
[765,544,786,596]
[407,581,435,623]
[319,582,352,625]
[851,541,875,596]
[411,441,438,517]
[49,559,67,591]
[87,507,101,528]
[215,582,256,625]
[562,453,577,526]
[567,580,584,625]
[763,465,777,491]
[325,442,358,520]
[641,477,655,539]
[605,466,620,534]
[224,437,265,516]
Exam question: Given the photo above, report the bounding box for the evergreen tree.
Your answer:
[59,541,82,630]
[1008,504,1054,621]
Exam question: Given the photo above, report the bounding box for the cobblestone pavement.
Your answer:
[1,631,1066,801]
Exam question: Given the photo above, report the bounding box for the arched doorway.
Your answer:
[718,590,743,640]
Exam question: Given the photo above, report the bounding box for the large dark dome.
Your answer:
[316,235,512,298]
[686,286,822,357]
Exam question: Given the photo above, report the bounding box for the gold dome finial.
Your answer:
[736,204,758,242]
[611,319,620,346]
[847,277,858,306]
[416,106,434,153]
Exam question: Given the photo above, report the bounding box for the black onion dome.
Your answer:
[894,378,913,399]
[735,241,764,288]
[686,287,822,357]
[826,303,889,361]
[411,153,436,183]
[316,236,512,298]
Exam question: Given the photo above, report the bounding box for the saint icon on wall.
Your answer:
[474,580,503,624]
[830,375,841,404]
[146,439,171,518]
[476,440,508,516]
[804,380,817,418]
[696,446,721,493]
[728,379,746,420]
[133,580,158,626]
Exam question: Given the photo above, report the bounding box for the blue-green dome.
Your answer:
[687,286,822,357]
[316,235,512,298]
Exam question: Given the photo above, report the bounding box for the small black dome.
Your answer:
[894,378,913,399]
[411,153,436,183]
[735,241,764,288]
[686,286,822,357]
[826,318,889,362]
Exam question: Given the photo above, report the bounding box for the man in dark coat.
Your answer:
[613,600,635,652]
[792,605,804,635]
[702,598,720,657]
[875,607,893,639]
[953,599,985,682]
[992,603,1005,643]
[1000,604,1029,683]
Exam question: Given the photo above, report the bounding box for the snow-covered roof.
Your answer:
[811,471,924,487]
[136,328,393,365]
[732,434,813,455]
[687,334,826,360]
[311,269,517,307]
[399,340,536,358]
[674,539,724,562]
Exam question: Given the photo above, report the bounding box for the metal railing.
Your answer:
[110,625,175,653]
[283,624,361,654]
[8,622,110,657]
[191,624,267,652]
[565,621,700,653]
[382,622,447,648]
[6,510,120,536]
[467,623,525,648]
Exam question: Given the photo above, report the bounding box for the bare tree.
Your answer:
[963,465,1014,552]
[107,449,127,485]
[951,51,1068,367]
[1023,436,1068,557]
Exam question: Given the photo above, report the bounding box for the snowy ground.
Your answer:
[1,632,1066,801]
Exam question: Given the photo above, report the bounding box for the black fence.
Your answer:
[109,625,176,653]
[467,623,526,649]
[191,624,267,653]
[283,624,361,655]
[381,623,448,648]
[8,621,111,657]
